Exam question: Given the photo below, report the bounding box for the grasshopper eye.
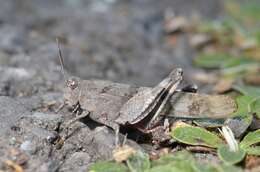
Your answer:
[170,68,183,79]
[66,78,78,90]
[176,68,183,76]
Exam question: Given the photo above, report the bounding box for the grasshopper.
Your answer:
[56,39,187,144]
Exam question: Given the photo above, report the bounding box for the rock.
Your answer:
[91,126,117,160]
[30,127,59,141]
[60,152,91,172]
[0,96,29,135]
[29,112,63,131]
[46,131,60,144]
[37,160,60,172]
[0,67,34,81]
[90,126,143,160]
[0,25,25,53]
[41,92,63,106]
[18,95,43,110]
[20,140,37,155]
[0,51,10,65]
[226,117,251,138]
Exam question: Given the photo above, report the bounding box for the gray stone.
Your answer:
[60,152,91,172]
[30,127,59,141]
[37,160,60,172]
[90,126,143,160]
[20,140,37,155]
[0,96,29,135]
[28,112,63,131]
[226,117,251,138]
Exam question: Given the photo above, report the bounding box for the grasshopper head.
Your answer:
[169,68,183,82]
[63,76,81,106]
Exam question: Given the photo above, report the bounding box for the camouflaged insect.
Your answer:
[57,39,183,141]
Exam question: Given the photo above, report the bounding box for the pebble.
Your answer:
[226,117,251,138]
[20,140,36,154]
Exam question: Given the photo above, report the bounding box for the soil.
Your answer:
[0,0,224,171]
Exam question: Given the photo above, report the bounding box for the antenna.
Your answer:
[56,38,66,80]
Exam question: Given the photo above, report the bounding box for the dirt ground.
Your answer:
[0,0,224,171]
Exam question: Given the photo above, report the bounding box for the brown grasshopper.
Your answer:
[56,39,187,144]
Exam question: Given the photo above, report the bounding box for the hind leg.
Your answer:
[113,124,120,147]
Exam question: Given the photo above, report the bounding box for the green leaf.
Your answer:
[147,161,196,172]
[225,0,260,27]
[126,151,150,172]
[195,162,241,172]
[232,95,253,116]
[220,62,259,77]
[150,150,243,172]
[216,164,243,172]
[240,0,260,21]
[243,146,260,155]
[193,53,233,68]
[151,151,194,167]
[232,85,260,118]
[193,52,254,71]
[240,129,260,148]
[231,96,253,123]
[171,123,223,148]
[197,19,235,41]
[226,96,253,137]
[89,162,128,172]
[233,85,260,98]
[192,165,218,172]
[240,129,260,155]
[217,145,246,164]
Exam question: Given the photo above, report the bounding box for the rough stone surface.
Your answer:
[0,96,29,135]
